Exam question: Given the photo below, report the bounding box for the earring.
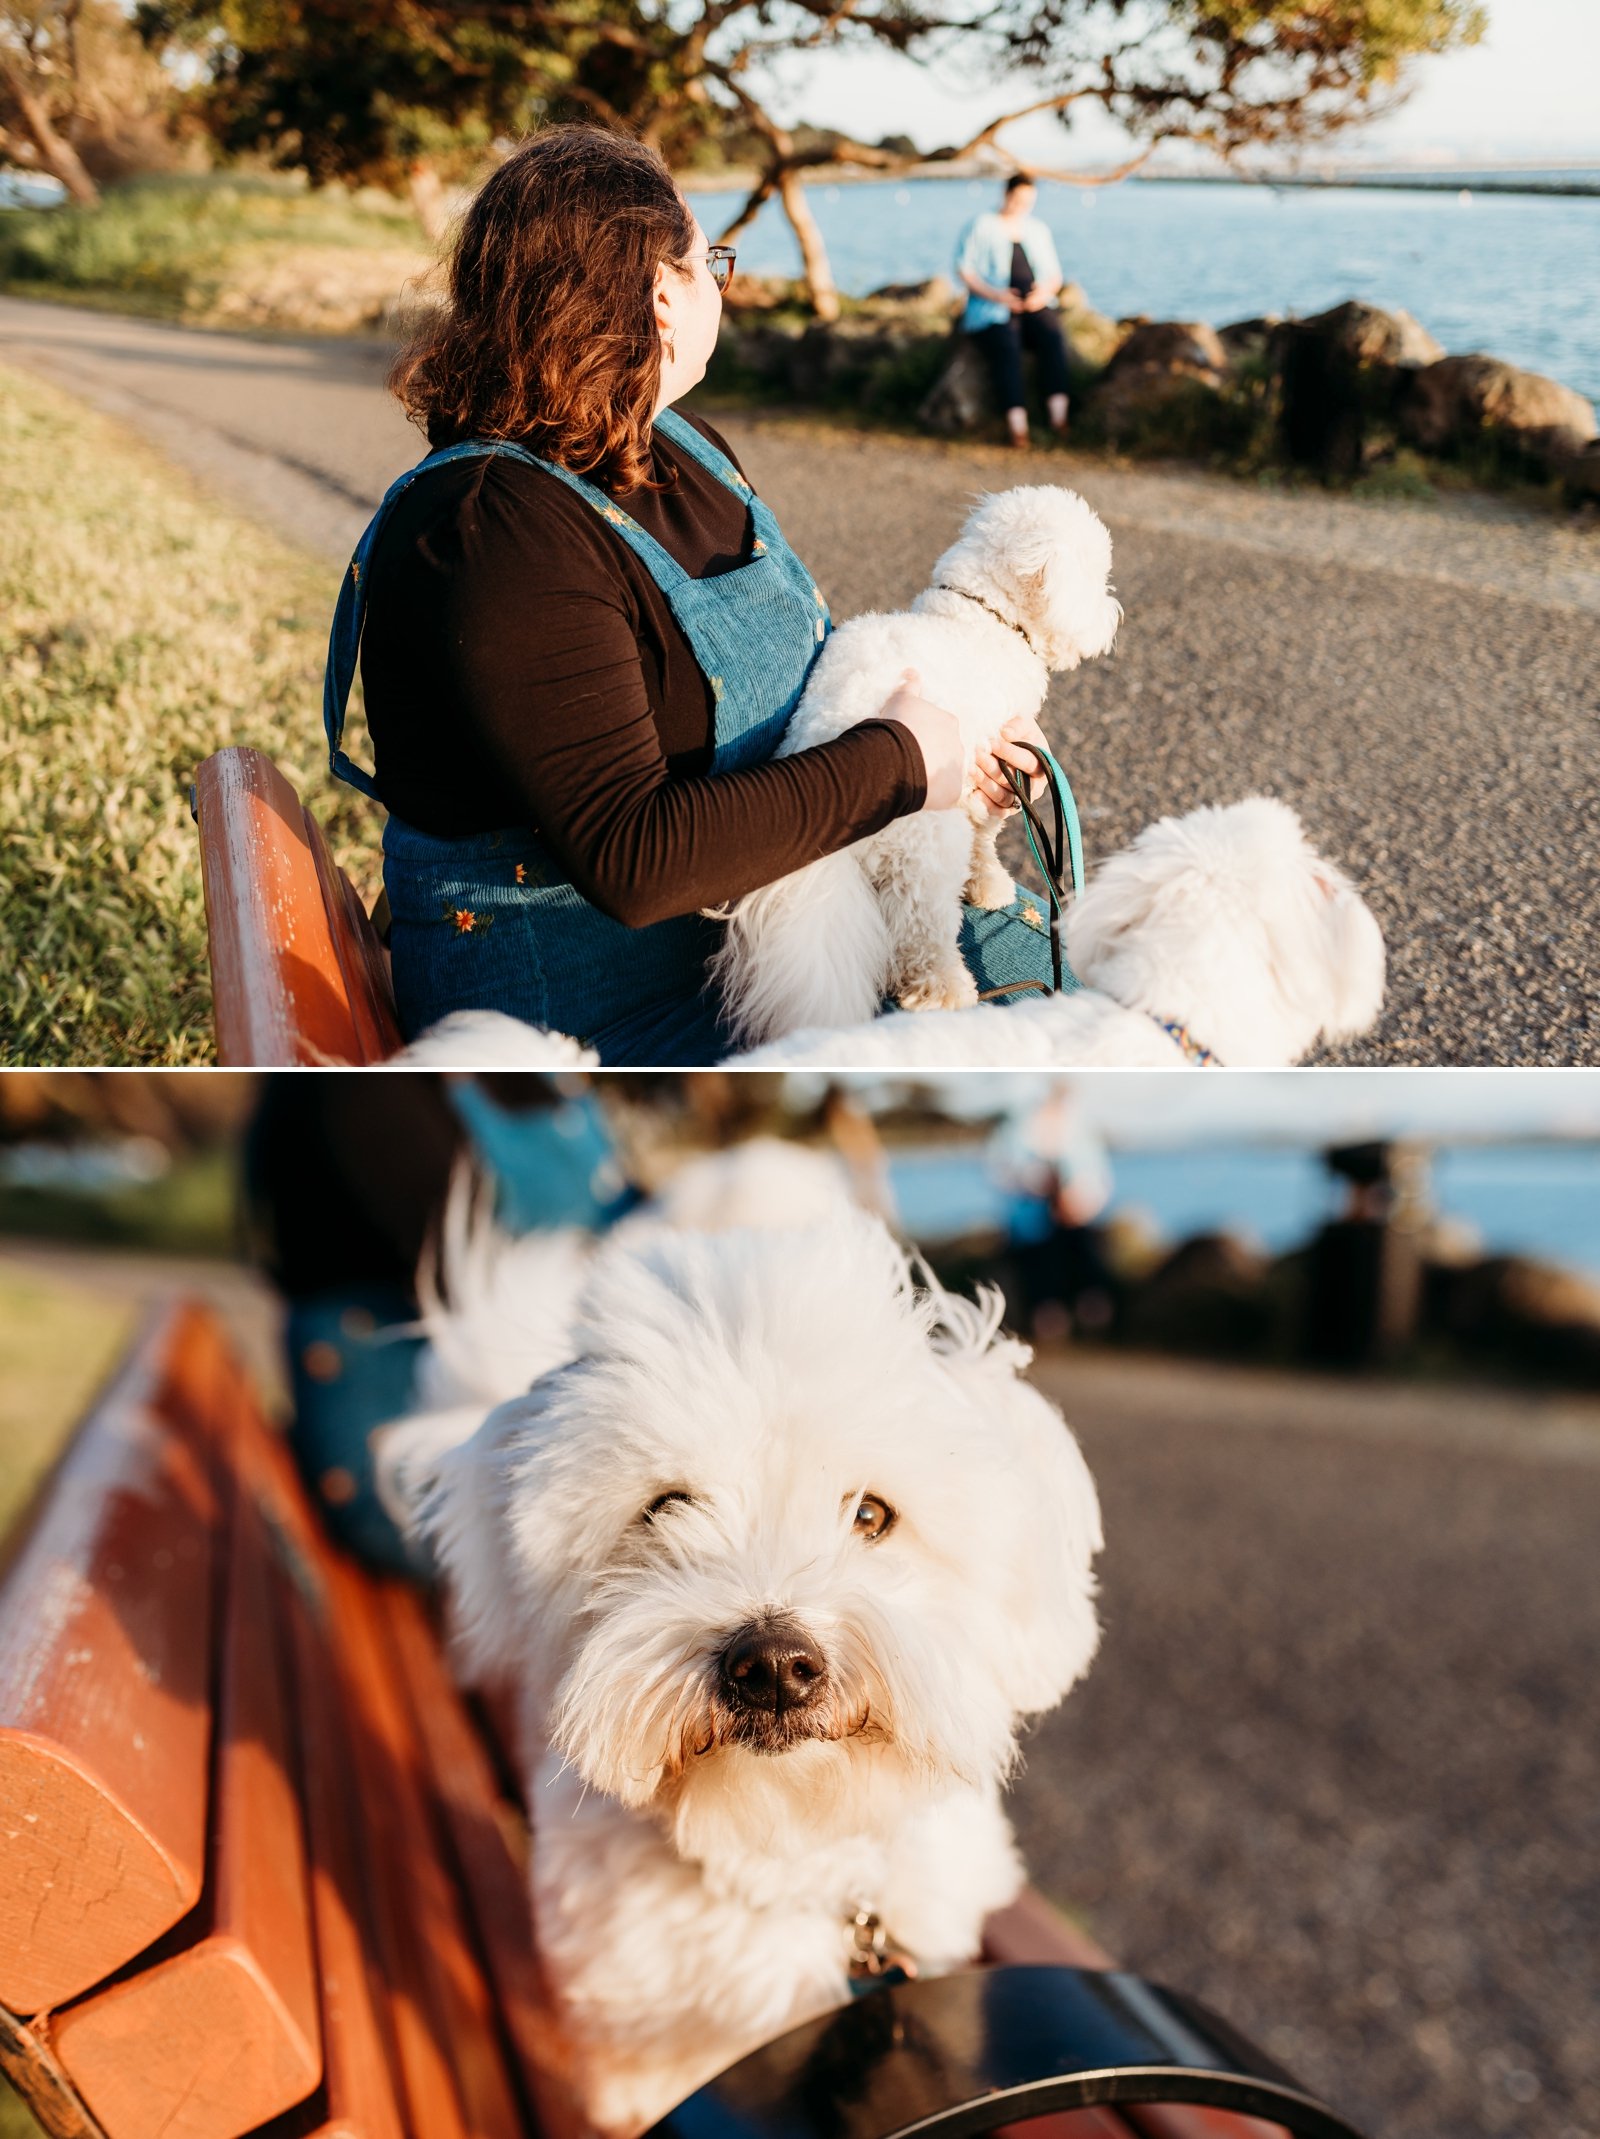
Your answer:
[662,332,677,363]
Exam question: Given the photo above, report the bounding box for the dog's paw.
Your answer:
[897,965,980,1013]
[964,862,1016,911]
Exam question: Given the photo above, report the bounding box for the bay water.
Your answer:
[885,1138,1600,1281]
[685,173,1600,401]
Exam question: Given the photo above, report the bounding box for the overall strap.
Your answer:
[323,440,555,796]
[323,433,703,797]
[653,406,758,503]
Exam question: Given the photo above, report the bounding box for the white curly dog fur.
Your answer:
[402,794,1384,1072]
[732,795,1386,1069]
[708,484,1123,1046]
[378,1181,1102,2138]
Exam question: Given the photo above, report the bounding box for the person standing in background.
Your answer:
[955,174,1073,450]
[989,1081,1115,1340]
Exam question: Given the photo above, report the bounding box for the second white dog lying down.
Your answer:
[709,484,1123,1047]
[380,1209,1102,2139]
[732,795,1386,1069]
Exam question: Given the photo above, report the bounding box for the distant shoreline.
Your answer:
[685,163,1600,201]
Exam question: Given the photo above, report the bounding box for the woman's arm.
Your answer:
[960,265,1022,311]
[442,572,932,928]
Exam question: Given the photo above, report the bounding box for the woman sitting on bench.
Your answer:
[322,125,1056,1066]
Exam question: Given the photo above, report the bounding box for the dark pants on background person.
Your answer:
[970,311,1072,413]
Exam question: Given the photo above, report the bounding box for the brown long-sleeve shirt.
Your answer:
[359,414,925,928]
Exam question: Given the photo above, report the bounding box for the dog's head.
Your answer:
[931,485,1121,672]
[388,1212,1101,1851]
[1065,795,1386,1065]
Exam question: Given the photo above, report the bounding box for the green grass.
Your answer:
[0,172,424,323]
[0,360,384,1064]
[0,1267,134,1547]
[0,1151,238,1259]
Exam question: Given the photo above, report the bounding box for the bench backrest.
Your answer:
[194,747,402,1067]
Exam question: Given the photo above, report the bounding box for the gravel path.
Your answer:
[1019,1350,1600,2139]
[3,294,1596,1065]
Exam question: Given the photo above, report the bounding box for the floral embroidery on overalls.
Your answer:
[443,905,493,934]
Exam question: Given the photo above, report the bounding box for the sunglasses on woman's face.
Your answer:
[700,245,736,292]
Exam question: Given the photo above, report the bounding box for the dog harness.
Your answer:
[846,1908,919,1994]
[1152,1016,1223,1066]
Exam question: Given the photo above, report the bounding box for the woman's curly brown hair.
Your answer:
[390,126,697,495]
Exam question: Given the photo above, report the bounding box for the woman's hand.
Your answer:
[972,713,1051,816]
[878,669,967,811]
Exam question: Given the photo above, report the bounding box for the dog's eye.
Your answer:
[643,1490,693,1524]
[851,1494,895,1542]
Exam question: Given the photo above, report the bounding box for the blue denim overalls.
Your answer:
[324,409,1063,1062]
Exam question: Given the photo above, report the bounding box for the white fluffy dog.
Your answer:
[732,796,1386,1069]
[710,485,1122,1046]
[380,1204,1101,2139]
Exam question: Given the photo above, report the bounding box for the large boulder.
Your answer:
[918,331,995,433]
[1119,1231,1280,1358]
[1217,315,1283,369]
[1057,283,1127,390]
[785,314,933,402]
[1550,435,1600,504]
[1277,299,1443,480]
[1087,319,1230,445]
[866,275,958,316]
[1429,1254,1600,1382]
[1400,352,1599,466]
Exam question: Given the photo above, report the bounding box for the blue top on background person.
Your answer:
[955,178,1066,332]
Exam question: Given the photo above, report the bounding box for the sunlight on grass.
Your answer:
[0,173,428,326]
[0,361,384,1063]
[0,1267,133,1546]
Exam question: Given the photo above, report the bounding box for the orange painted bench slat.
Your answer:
[253,1424,411,2139]
[0,1318,220,2017]
[194,746,401,1068]
[384,1588,589,2139]
[50,1430,323,2139]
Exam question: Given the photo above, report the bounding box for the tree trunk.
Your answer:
[0,51,100,206]
[407,158,449,243]
[777,165,838,322]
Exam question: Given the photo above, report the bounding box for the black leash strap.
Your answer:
[976,755,1075,1002]
[647,1964,1371,2139]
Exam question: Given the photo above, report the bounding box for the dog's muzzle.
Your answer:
[717,1617,828,1747]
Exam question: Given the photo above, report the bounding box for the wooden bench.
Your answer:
[194,748,401,1067]
[1,1305,1353,2139]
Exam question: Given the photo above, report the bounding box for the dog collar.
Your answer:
[847,1908,920,1988]
[1153,1016,1223,1067]
[932,582,1047,664]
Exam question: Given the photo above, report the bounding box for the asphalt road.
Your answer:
[3,294,1598,1066]
[4,1242,1598,2139]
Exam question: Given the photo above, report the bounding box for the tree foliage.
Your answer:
[133,0,1487,306]
[2,0,180,202]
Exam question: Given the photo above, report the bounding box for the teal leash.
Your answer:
[1001,743,1086,996]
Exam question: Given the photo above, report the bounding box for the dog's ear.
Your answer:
[921,1278,1101,1715]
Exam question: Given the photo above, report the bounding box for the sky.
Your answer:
[761,0,1600,171]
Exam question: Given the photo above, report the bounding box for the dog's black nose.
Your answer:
[720,1621,827,1715]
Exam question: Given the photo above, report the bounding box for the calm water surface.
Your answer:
[685,174,1600,400]
[886,1140,1600,1280]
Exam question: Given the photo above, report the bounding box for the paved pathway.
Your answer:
[4,294,1597,1065]
[1022,1349,1600,2139]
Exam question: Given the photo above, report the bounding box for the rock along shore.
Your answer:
[710,273,1600,506]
